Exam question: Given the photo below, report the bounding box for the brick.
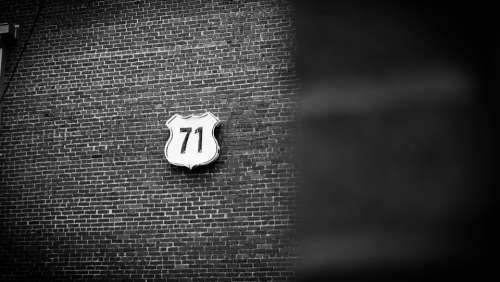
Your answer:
[0,0,296,280]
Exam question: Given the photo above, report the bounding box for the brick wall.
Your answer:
[0,0,296,280]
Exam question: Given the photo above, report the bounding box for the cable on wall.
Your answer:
[0,0,45,102]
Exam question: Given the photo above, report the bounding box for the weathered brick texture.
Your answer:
[0,0,296,280]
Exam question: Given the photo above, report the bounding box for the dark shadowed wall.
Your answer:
[0,0,296,280]
[295,1,496,281]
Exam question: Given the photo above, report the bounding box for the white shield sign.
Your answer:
[164,112,221,169]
